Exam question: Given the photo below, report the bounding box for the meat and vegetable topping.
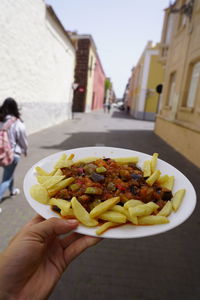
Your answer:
[54,158,172,212]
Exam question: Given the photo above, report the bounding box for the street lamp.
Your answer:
[155,84,163,114]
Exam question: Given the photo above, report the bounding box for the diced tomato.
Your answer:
[116,184,126,191]
[76,179,84,185]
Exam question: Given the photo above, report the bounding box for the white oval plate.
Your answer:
[23,147,196,239]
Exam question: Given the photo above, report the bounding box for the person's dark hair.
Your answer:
[0,98,21,122]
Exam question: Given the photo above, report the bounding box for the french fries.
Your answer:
[98,211,126,223]
[157,201,172,217]
[150,153,158,173]
[29,152,186,236]
[143,160,151,177]
[42,175,66,189]
[48,177,74,197]
[96,222,119,235]
[161,176,175,190]
[35,166,49,176]
[172,189,185,212]
[157,175,169,185]
[90,197,120,218]
[113,157,139,164]
[111,205,138,224]
[49,198,71,216]
[128,202,159,218]
[146,170,161,186]
[71,197,98,227]
[30,184,49,204]
[124,199,143,209]
[138,215,169,225]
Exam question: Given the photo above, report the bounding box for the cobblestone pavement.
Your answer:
[0,109,199,300]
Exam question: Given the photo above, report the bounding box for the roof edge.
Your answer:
[46,5,75,50]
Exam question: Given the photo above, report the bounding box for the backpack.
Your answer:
[0,118,16,167]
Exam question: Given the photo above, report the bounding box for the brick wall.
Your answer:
[72,39,90,112]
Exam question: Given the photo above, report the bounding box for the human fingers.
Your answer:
[8,215,45,246]
[31,218,79,243]
[64,235,101,265]
[60,232,82,249]
[25,214,45,227]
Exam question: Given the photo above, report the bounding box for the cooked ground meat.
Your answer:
[53,158,173,212]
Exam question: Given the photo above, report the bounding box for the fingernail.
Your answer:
[65,219,78,225]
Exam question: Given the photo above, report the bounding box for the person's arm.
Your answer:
[0,215,100,300]
[16,121,28,156]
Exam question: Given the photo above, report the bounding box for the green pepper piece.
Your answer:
[96,166,107,173]
[85,187,103,195]
[70,183,81,191]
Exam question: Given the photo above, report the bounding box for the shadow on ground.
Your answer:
[110,110,134,119]
[110,110,155,121]
[40,129,200,300]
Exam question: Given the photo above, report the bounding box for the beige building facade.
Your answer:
[155,0,200,167]
[125,42,164,121]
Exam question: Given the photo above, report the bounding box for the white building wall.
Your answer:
[0,0,75,134]
[135,49,158,119]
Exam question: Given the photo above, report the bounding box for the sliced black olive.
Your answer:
[130,185,138,195]
[103,158,110,161]
[161,190,173,201]
[90,172,105,182]
[131,174,142,180]
[52,205,61,213]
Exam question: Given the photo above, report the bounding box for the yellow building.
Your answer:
[155,0,200,168]
[127,41,164,121]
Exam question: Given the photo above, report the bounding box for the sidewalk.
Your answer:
[0,109,199,300]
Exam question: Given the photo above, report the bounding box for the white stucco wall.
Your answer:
[0,0,75,134]
[135,49,158,119]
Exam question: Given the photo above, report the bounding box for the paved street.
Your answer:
[0,109,200,300]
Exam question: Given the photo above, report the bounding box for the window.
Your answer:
[179,13,187,28]
[186,62,200,108]
[177,0,188,29]
[165,14,174,45]
[168,72,176,107]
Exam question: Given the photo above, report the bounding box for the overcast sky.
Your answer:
[45,0,170,98]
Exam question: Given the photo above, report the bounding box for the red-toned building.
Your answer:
[92,54,106,110]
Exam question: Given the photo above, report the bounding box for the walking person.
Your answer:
[0,98,28,208]
[103,102,107,113]
[107,102,111,113]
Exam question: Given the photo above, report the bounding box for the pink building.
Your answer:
[91,54,106,110]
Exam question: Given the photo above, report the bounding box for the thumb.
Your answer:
[31,218,79,243]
